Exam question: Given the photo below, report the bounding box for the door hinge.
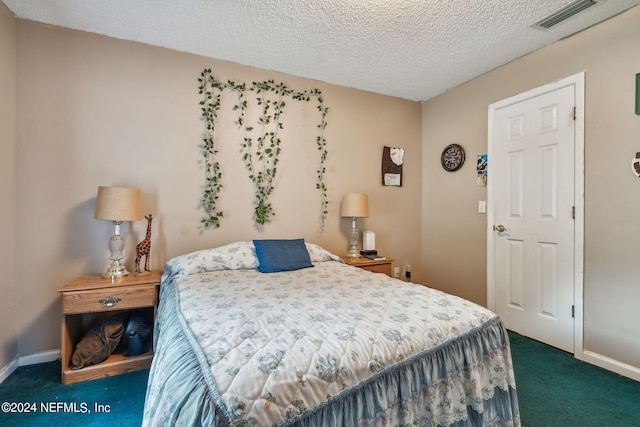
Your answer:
[572,305,575,318]
[573,106,577,120]
[572,206,575,219]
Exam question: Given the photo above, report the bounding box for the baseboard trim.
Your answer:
[582,350,640,382]
[18,349,60,367]
[0,357,19,384]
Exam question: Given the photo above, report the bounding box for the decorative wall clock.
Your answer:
[441,144,465,172]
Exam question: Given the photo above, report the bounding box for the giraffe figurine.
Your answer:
[135,214,153,274]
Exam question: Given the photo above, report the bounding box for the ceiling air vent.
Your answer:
[533,0,597,29]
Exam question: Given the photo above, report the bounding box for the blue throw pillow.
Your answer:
[253,239,313,273]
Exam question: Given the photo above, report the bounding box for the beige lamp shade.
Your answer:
[340,193,369,218]
[94,186,143,221]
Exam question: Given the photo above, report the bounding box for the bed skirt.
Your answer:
[143,278,520,427]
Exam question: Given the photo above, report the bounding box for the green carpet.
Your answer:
[0,360,147,427]
[0,332,639,426]
[509,331,640,427]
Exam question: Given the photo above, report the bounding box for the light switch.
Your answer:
[478,200,486,214]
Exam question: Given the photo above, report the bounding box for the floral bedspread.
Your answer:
[143,242,519,427]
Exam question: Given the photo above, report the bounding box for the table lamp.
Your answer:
[340,193,369,259]
[94,186,142,278]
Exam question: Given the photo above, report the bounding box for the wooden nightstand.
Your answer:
[341,256,394,276]
[57,270,162,384]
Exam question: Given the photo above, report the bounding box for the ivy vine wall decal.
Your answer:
[198,68,329,229]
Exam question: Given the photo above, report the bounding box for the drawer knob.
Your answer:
[98,297,122,307]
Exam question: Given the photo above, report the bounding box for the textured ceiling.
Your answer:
[3,0,639,101]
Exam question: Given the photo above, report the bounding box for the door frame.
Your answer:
[487,72,585,359]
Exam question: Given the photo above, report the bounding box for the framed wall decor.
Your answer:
[631,152,640,177]
[382,146,404,186]
[477,154,488,186]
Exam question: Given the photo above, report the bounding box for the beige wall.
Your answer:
[422,6,640,369]
[0,3,17,370]
[11,21,422,357]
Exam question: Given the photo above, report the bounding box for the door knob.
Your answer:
[493,225,506,232]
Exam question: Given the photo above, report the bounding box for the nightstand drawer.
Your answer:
[62,284,157,314]
[341,256,394,277]
[361,263,392,276]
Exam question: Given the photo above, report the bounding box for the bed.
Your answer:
[142,240,520,427]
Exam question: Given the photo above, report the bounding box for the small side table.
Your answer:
[341,256,394,276]
[57,271,162,384]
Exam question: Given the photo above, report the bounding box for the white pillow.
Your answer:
[165,241,258,276]
[305,242,343,263]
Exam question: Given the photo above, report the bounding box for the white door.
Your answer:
[487,74,584,354]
